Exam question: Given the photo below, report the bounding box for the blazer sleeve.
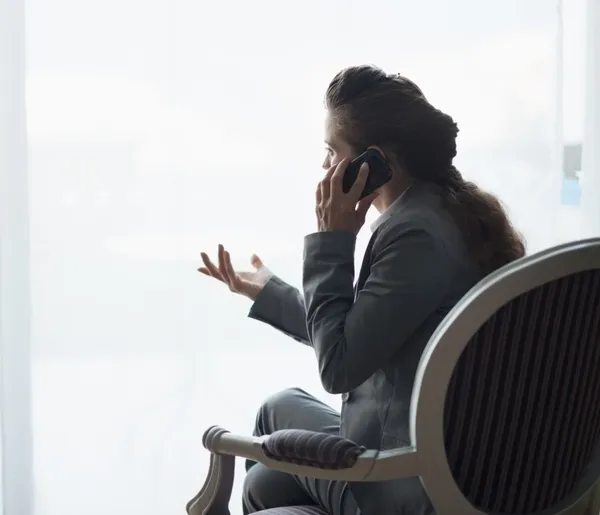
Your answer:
[247,275,310,345]
[302,221,451,394]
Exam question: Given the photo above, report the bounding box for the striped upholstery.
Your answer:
[262,429,365,469]
[444,269,600,514]
[252,506,328,515]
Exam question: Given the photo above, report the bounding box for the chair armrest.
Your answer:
[186,426,420,515]
[204,425,419,482]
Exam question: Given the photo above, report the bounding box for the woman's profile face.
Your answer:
[322,110,354,170]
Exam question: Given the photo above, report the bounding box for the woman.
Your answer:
[199,65,525,515]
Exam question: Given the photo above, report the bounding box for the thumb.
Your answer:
[250,254,265,270]
[356,192,378,223]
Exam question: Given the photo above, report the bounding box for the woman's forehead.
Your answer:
[324,110,341,144]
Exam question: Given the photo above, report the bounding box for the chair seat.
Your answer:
[255,505,328,515]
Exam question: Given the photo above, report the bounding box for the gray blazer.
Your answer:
[248,182,479,514]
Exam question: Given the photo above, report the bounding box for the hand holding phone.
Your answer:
[316,149,390,234]
[342,149,392,199]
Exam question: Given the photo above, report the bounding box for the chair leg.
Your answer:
[186,452,235,515]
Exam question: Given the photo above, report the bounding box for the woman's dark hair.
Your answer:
[325,65,526,276]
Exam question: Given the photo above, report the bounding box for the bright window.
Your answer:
[1,0,597,514]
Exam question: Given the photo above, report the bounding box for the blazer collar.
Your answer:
[370,181,434,232]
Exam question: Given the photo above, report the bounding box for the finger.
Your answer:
[330,158,349,196]
[316,183,322,205]
[320,162,339,200]
[198,266,210,275]
[323,162,338,181]
[349,162,370,201]
[222,250,240,290]
[217,244,231,284]
[250,254,264,270]
[200,252,224,281]
[355,191,378,223]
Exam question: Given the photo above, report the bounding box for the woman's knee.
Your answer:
[253,387,308,437]
[242,464,265,513]
[243,463,313,514]
[260,387,308,414]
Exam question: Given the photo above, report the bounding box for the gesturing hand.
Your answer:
[316,159,378,235]
[198,244,272,301]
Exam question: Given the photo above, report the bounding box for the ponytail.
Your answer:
[430,166,525,276]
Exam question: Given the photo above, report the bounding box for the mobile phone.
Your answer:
[342,149,392,199]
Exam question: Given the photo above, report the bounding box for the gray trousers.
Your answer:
[243,388,360,515]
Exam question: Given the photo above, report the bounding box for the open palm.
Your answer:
[198,244,272,301]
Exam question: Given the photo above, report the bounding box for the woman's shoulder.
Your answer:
[374,196,476,279]
[374,196,459,249]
